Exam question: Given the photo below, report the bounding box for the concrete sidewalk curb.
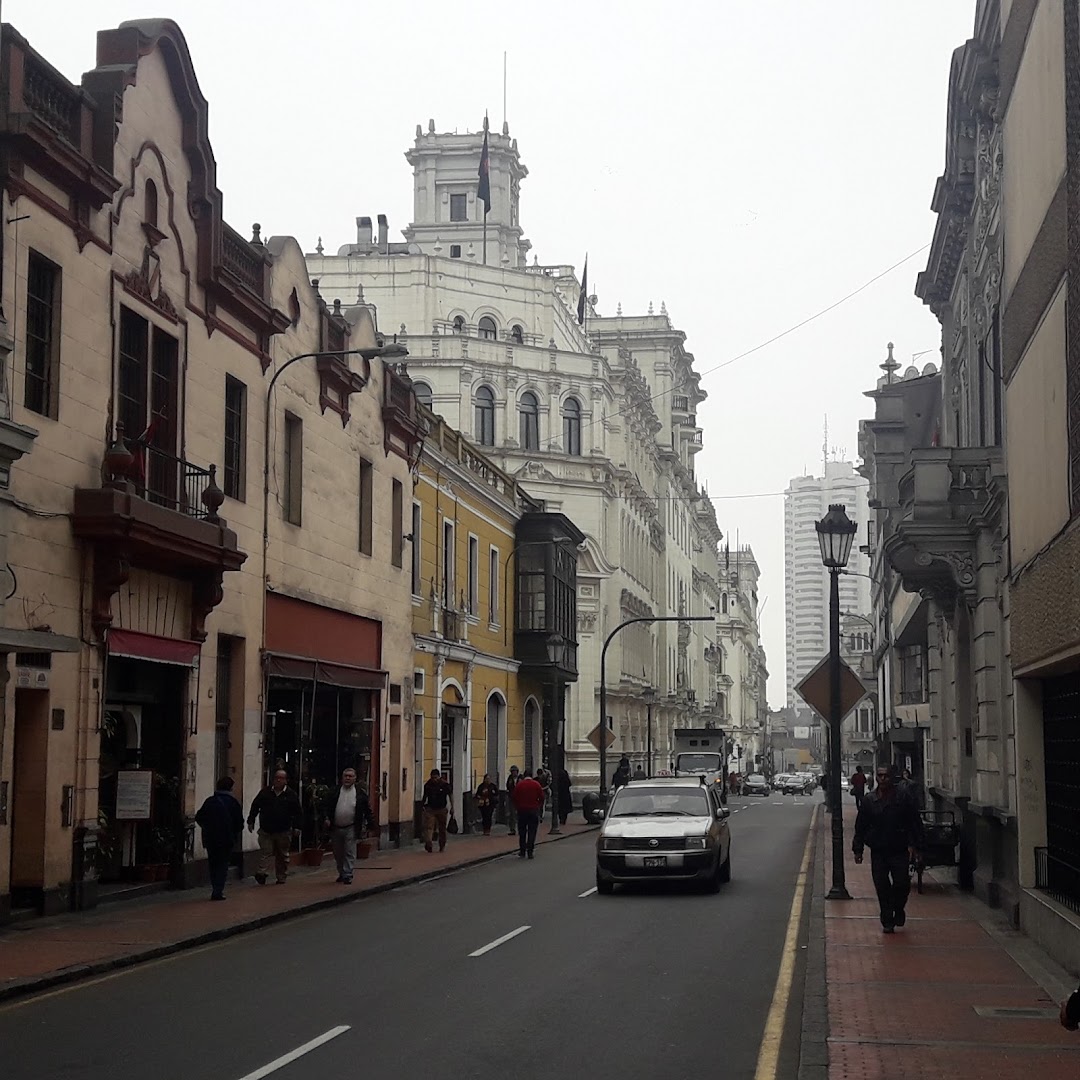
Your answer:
[0,825,598,1005]
[798,806,829,1080]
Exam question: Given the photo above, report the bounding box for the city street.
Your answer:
[0,795,818,1080]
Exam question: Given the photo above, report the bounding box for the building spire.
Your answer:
[880,340,900,384]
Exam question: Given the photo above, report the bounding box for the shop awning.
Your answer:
[264,652,387,690]
[108,629,201,667]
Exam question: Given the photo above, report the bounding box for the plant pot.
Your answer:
[301,848,325,867]
[153,863,170,882]
[290,851,304,866]
[356,841,374,860]
[138,864,158,883]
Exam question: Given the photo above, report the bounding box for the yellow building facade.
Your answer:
[409,416,548,826]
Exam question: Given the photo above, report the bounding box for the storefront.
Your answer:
[97,629,201,886]
[263,594,385,844]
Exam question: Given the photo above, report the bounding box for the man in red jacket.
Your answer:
[511,768,545,859]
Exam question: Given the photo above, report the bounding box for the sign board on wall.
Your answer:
[115,770,153,820]
[793,726,811,741]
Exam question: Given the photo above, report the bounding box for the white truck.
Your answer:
[671,727,728,798]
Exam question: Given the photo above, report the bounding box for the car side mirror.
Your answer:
[718,806,730,819]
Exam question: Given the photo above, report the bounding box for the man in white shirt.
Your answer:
[322,768,374,885]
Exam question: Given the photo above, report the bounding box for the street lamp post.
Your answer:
[598,614,715,796]
[816,504,859,902]
[643,685,656,778]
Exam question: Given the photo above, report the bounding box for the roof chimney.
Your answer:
[377,214,389,253]
[357,216,373,248]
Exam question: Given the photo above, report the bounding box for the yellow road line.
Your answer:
[753,804,818,1080]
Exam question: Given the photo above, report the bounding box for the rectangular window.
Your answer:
[442,521,455,608]
[898,644,927,705]
[450,194,467,222]
[391,479,404,568]
[411,503,422,595]
[283,412,303,526]
[467,535,479,615]
[223,375,247,501]
[117,307,180,505]
[449,244,462,259]
[489,546,499,624]
[25,251,60,418]
[358,458,373,555]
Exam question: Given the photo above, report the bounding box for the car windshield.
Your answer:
[610,788,710,818]
[747,775,766,784]
[676,754,722,772]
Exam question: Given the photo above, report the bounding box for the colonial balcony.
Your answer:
[382,363,426,460]
[72,429,246,642]
[883,446,1005,611]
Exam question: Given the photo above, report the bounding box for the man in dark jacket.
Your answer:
[421,769,453,853]
[853,765,923,933]
[505,766,520,836]
[1062,982,1080,1030]
[247,769,301,884]
[195,776,244,901]
[321,767,375,885]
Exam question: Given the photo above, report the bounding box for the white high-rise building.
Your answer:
[784,459,871,714]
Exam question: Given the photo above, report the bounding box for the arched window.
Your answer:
[562,396,582,455]
[510,324,524,344]
[519,391,539,451]
[475,385,495,446]
[452,315,465,334]
[478,315,497,340]
[145,179,158,228]
[413,381,433,409]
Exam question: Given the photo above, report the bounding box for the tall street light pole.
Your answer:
[816,503,858,902]
[599,614,715,796]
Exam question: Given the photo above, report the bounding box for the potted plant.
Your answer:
[301,781,332,866]
[145,825,175,881]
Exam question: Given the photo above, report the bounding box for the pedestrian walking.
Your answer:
[421,768,453,853]
[852,765,924,933]
[321,767,374,885]
[195,776,243,901]
[612,759,631,791]
[474,774,499,835]
[850,766,868,810]
[512,767,545,859]
[246,769,301,885]
[557,766,573,826]
[505,765,520,836]
[1061,981,1080,1030]
[536,765,552,806]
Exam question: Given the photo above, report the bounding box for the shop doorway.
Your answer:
[98,657,188,885]
[264,679,378,847]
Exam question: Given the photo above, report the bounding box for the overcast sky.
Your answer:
[11,0,977,706]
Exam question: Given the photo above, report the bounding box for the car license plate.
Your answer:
[643,856,667,868]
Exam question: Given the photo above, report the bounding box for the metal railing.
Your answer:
[135,443,216,521]
[1035,847,1080,915]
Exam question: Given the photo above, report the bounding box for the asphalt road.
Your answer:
[0,791,819,1080]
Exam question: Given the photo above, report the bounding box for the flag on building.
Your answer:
[477,127,491,215]
[576,256,588,325]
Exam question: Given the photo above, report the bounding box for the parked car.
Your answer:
[742,774,770,797]
[595,776,732,894]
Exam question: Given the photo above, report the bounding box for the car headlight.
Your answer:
[599,836,623,851]
[683,836,709,849]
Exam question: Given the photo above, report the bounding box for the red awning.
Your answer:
[108,629,201,667]
[264,652,386,690]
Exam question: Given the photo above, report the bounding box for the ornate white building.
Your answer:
[305,119,767,791]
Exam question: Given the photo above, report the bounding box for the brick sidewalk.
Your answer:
[822,803,1079,1078]
[0,821,595,1002]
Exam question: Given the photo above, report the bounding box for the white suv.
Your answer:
[595,776,732,894]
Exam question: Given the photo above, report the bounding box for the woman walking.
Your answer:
[474,773,499,836]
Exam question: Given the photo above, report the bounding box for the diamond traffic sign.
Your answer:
[794,654,867,723]
[587,722,616,752]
